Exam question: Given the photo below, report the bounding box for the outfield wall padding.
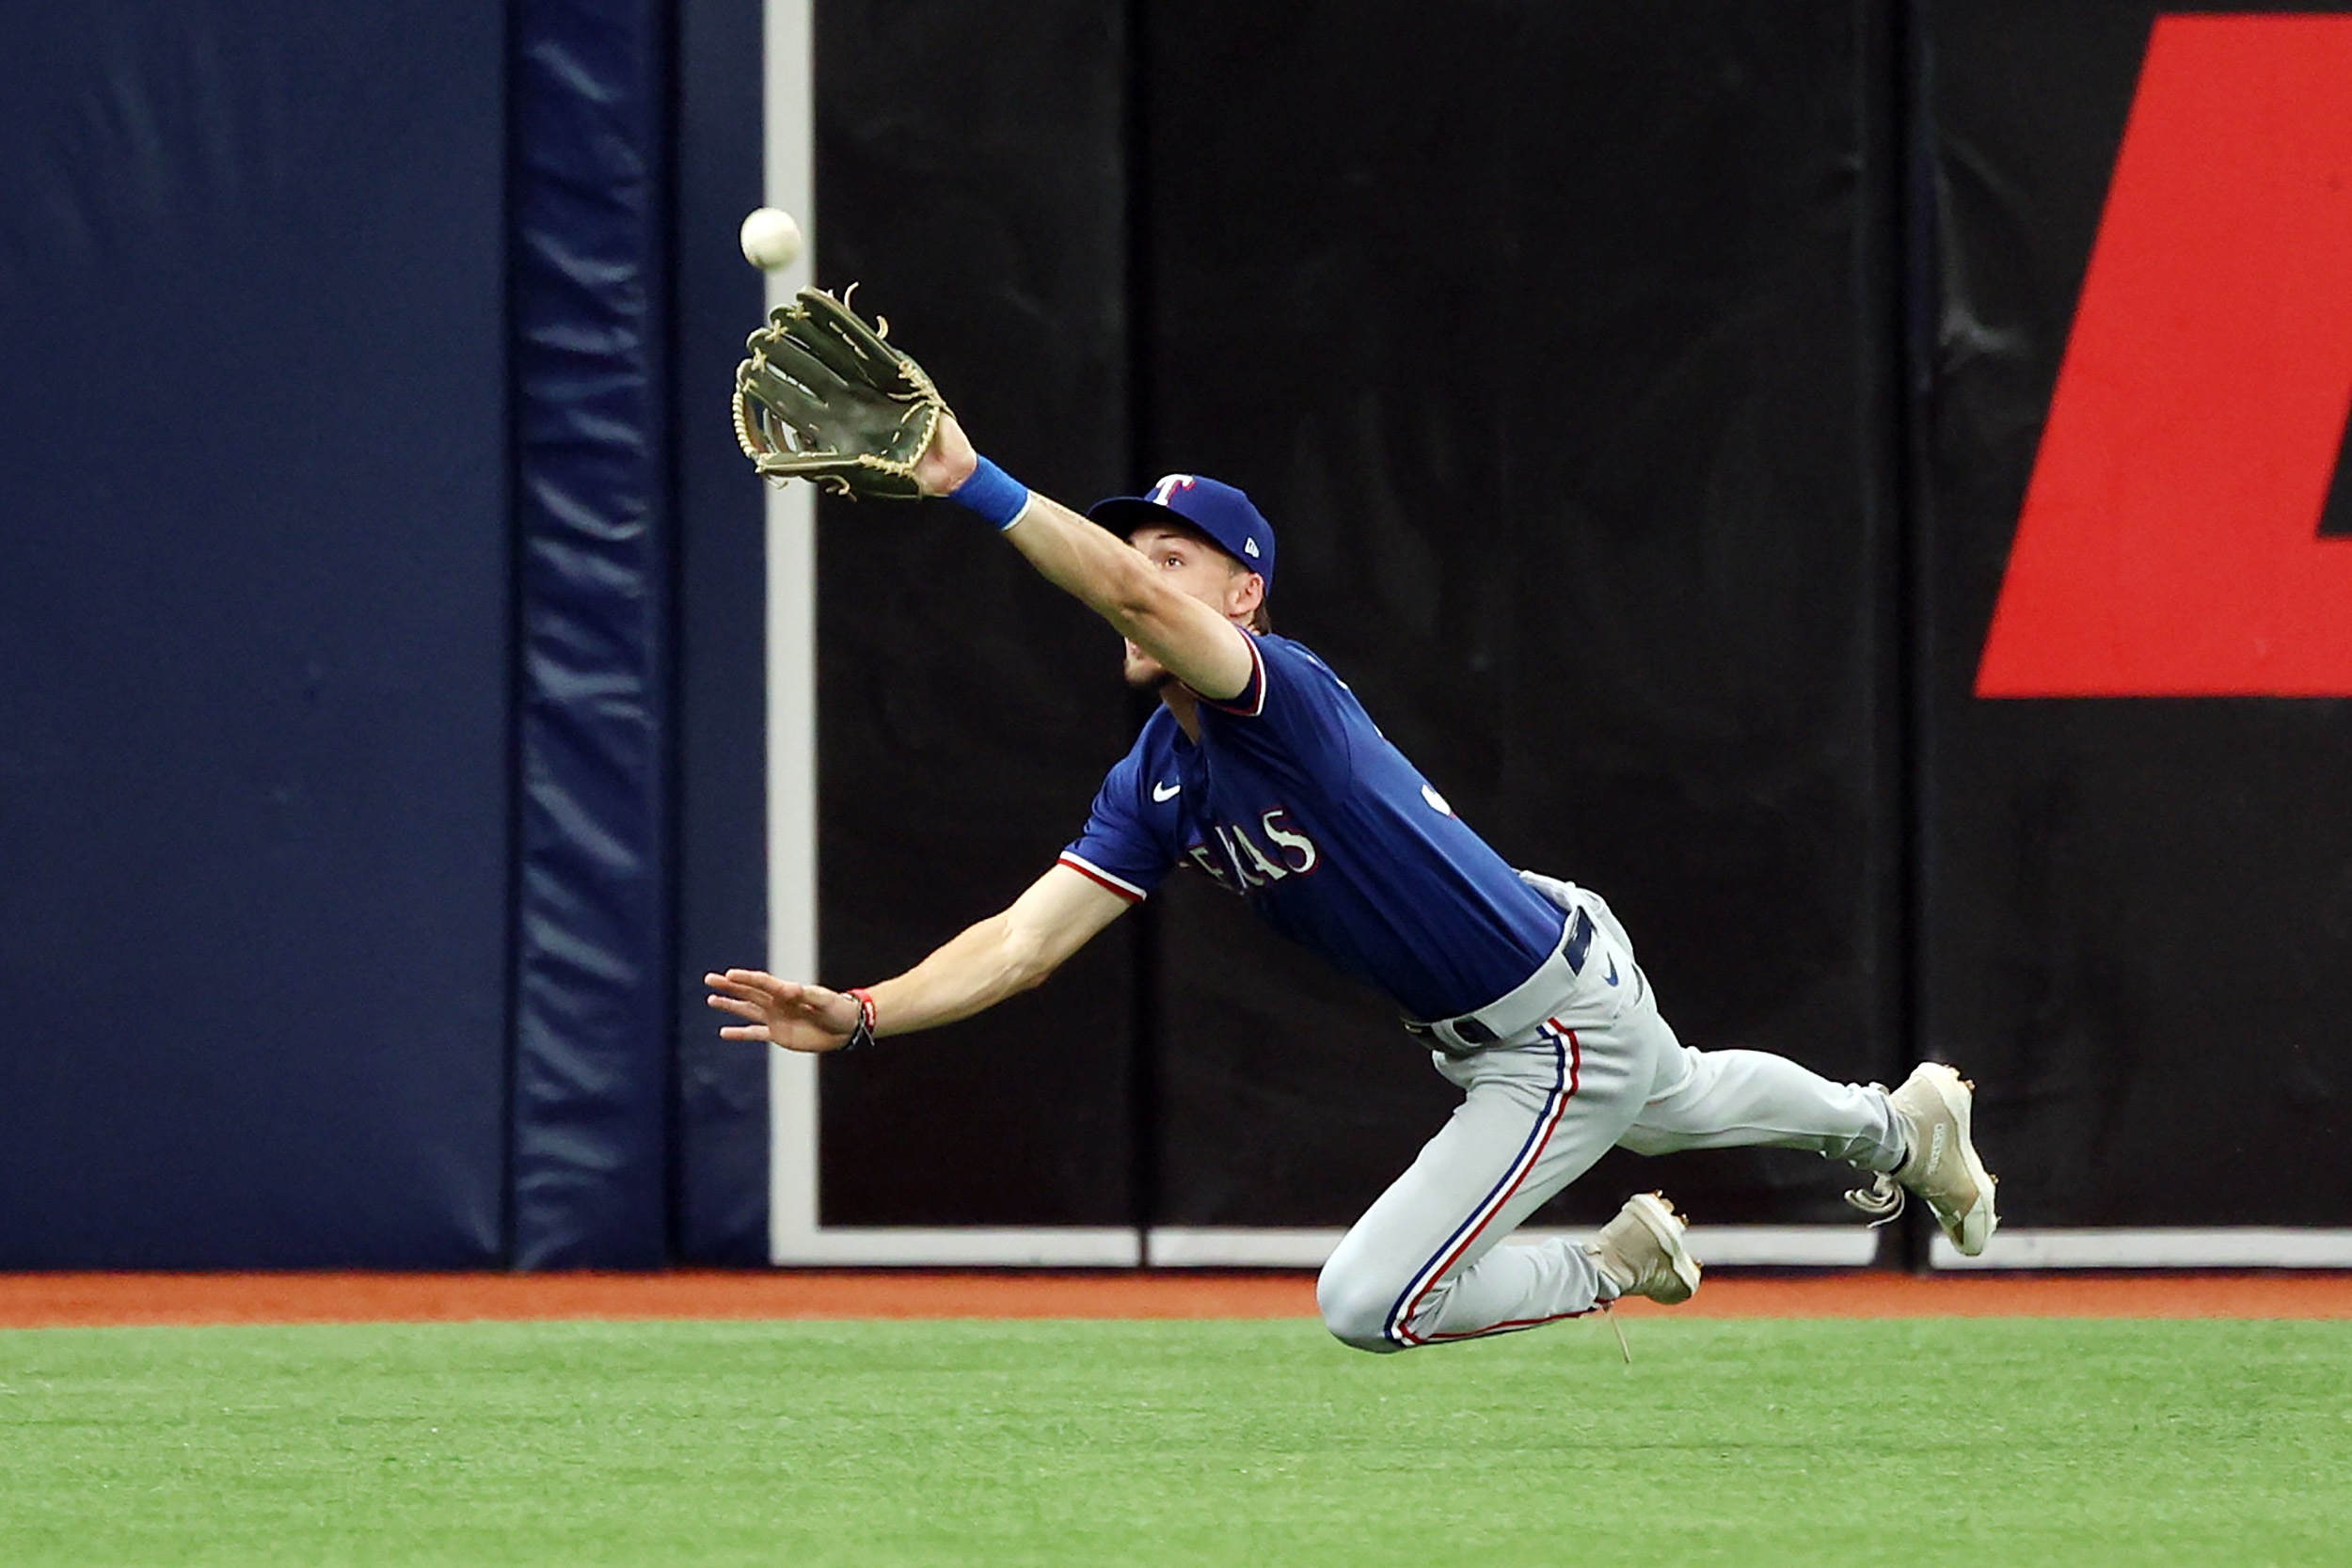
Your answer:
[669,0,774,1266]
[0,2,511,1266]
[1133,0,1904,1230]
[7,0,2346,1266]
[800,0,1910,1233]
[1915,1,2352,1227]
[807,0,1145,1227]
[507,0,679,1268]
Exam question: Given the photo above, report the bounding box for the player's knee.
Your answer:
[1315,1261,1406,1354]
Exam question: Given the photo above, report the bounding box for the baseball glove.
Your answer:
[731,286,951,499]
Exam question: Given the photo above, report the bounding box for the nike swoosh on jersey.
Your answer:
[1152,781,1182,801]
[1603,957,1620,986]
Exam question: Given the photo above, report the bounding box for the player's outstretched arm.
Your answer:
[914,416,1257,703]
[704,861,1132,1052]
[735,295,1247,699]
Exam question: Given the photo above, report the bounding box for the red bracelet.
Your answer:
[844,988,878,1050]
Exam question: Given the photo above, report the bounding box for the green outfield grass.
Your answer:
[2,1315,2346,1566]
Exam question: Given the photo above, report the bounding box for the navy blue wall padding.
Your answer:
[670,0,771,1264]
[0,3,510,1265]
[508,0,675,1266]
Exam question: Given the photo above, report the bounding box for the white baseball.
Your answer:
[739,207,803,271]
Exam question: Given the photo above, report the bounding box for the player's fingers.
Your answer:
[716,969,800,1005]
[706,994,766,1022]
[717,1024,771,1042]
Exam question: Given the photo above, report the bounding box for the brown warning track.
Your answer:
[0,1271,2345,1328]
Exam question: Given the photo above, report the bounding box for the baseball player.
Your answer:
[709,294,1996,1351]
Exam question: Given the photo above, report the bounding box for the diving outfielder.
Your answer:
[708,315,1997,1350]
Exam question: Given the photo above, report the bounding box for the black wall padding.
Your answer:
[810,0,1143,1225]
[1139,2,1904,1227]
[508,0,677,1267]
[0,3,510,1265]
[1916,0,2352,1226]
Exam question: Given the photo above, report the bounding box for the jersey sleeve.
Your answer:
[1196,626,1272,719]
[1058,743,1176,903]
[1195,633,1357,789]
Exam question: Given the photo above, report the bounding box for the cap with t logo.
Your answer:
[1089,473,1277,587]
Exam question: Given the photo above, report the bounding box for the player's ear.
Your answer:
[1227,568,1266,625]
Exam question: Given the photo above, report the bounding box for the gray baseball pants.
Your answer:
[1315,884,1907,1352]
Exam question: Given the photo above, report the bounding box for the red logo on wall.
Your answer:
[1976,14,2352,697]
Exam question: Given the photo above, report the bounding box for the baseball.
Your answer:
[739,207,803,271]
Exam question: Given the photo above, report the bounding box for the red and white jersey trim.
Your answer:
[1057,851,1149,903]
[1197,629,1268,718]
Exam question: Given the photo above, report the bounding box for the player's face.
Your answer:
[1122,526,1255,688]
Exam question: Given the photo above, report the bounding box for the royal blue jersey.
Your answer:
[1058,631,1565,1022]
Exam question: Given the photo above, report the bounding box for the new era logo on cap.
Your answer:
[1092,473,1278,586]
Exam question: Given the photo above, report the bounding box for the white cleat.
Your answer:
[1588,1192,1702,1307]
[1847,1062,1999,1256]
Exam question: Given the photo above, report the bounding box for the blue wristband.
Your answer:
[948,455,1031,531]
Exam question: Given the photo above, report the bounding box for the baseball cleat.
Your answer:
[1846,1062,1999,1256]
[1587,1192,1702,1306]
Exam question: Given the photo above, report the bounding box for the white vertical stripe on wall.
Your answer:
[762,0,822,1265]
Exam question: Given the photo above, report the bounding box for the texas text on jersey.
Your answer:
[1056,630,1566,1025]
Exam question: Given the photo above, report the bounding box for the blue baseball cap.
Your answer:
[1089,474,1277,587]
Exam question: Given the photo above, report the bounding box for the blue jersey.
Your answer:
[1058,632,1566,1022]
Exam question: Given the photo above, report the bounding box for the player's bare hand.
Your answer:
[703,969,860,1053]
[913,411,978,498]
